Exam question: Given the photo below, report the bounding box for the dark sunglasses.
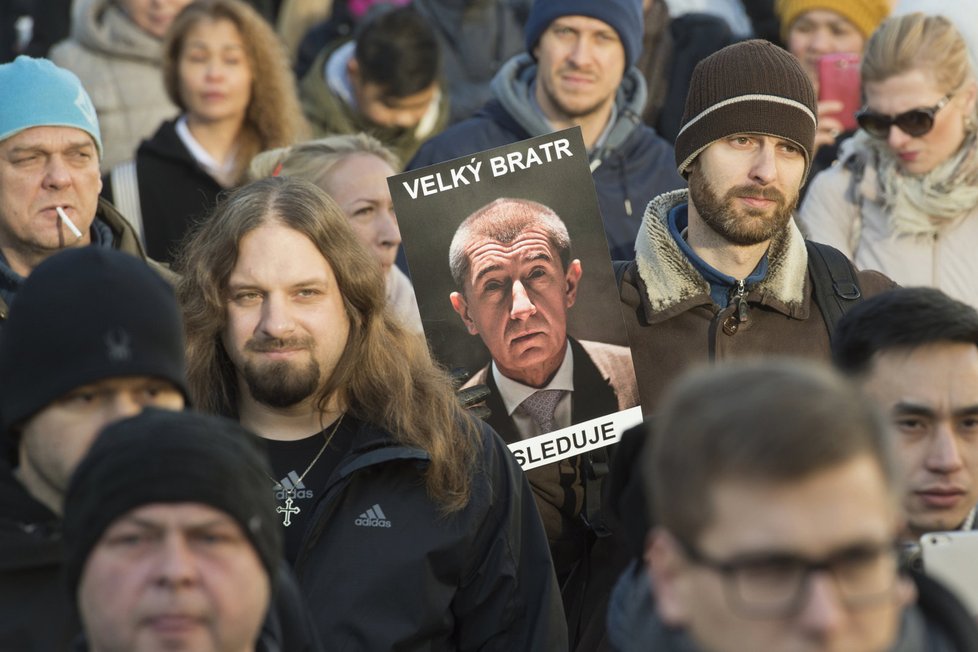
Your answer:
[856,94,954,139]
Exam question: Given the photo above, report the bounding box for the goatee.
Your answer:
[241,336,321,408]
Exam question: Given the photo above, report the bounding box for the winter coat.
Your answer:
[0,197,165,329]
[407,54,685,262]
[298,41,451,165]
[798,148,978,310]
[49,0,179,172]
[103,119,225,264]
[620,189,896,411]
[606,560,978,652]
[0,460,76,652]
[292,417,568,650]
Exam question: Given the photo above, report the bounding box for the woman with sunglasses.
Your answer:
[775,0,892,183]
[799,13,978,308]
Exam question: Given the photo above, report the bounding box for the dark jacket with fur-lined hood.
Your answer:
[618,189,896,412]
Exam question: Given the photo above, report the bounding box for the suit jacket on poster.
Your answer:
[465,337,638,581]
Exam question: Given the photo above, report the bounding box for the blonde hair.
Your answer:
[247,132,400,190]
[163,0,307,184]
[175,177,479,513]
[862,13,974,93]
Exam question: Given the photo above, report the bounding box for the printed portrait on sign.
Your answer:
[390,128,642,470]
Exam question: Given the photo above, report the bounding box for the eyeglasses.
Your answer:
[856,94,954,139]
[678,538,900,618]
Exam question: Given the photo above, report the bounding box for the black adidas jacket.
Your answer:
[292,418,568,650]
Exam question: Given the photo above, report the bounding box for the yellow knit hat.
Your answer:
[776,0,892,42]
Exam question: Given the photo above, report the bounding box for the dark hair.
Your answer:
[646,359,900,544]
[354,6,440,97]
[832,287,978,376]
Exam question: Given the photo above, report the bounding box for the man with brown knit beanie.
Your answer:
[617,38,896,412]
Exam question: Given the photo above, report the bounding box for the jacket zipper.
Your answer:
[708,280,750,360]
[732,279,749,323]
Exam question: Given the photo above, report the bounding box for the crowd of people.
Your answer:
[3,0,978,651]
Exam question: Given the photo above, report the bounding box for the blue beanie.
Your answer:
[524,0,644,70]
[0,56,102,158]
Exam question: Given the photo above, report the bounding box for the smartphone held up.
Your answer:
[817,52,861,133]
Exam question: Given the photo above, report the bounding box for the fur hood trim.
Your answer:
[634,189,811,322]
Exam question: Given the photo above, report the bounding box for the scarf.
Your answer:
[848,123,978,237]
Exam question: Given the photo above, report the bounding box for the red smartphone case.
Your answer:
[817,53,861,133]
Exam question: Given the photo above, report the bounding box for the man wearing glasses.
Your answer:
[607,360,978,652]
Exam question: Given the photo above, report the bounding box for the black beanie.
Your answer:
[0,247,187,442]
[674,39,818,182]
[524,0,644,70]
[62,408,282,597]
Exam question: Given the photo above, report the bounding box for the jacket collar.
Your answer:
[634,189,811,323]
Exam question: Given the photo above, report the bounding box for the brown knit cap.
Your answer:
[675,39,818,181]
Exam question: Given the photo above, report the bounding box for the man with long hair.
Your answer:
[175,176,566,650]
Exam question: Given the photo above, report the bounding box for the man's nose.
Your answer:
[749,142,778,185]
[43,155,72,190]
[104,391,146,423]
[154,535,199,588]
[926,424,965,473]
[795,570,846,640]
[510,280,537,320]
[258,293,295,338]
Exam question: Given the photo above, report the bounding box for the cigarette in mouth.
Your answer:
[56,206,83,239]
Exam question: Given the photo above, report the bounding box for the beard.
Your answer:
[688,170,798,246]
[241,337,321,408]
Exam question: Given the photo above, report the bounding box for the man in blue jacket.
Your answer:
[408,0,684,262]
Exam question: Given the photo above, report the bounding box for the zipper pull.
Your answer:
[731,280,749,323]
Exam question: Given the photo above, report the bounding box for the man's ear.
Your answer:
[450,291,479,335]
[347,57,361,89]
[646,528,692,626]
[564,259,582,309]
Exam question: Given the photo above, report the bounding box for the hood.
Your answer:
[489,53,648,159]
[69,0,164,63]
[634,189,811,322]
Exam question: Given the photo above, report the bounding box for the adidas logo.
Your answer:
[273,471,313,500]
[354,503,392,528]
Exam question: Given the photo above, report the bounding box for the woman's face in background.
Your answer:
[177,17,252,127]
[863,69,976,176]
[787,9,865,88]
[120,0,193,39]
[323,153,401,273]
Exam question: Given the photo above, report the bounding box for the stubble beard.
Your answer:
[688,171,798,247]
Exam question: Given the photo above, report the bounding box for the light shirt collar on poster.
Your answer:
[493,343,574,439]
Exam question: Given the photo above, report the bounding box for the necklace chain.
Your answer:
[269,414,345,527]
